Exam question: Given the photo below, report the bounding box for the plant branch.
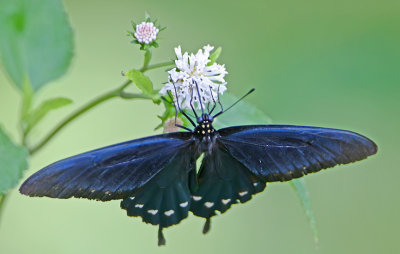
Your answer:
[29,80,131,155]
[0,194,8,223]
[28,60,174,155]
[140,60,174,72]
[119,91,152,99]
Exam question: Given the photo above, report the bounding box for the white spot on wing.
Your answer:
[135,204,144,208]
[222,199,231,205]
[164,210,175,216]
[147,209,158,215]
[239,191,248,197]
[129,197,135,200]
[192,196,202,201]
[180,201,189,207]
[253,183,259,187]
[204,202,214,208]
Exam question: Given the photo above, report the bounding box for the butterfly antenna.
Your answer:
[189,85,199,119]
[208,85,218,115]
[161,96,195,118]
[211,85,224,117]
[213,88,255,118]
[166,91,191,131]
[168,85,196,130]
[171,83,196,127]
[194,81,205,116]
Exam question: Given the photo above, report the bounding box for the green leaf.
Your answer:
[212,92,272,129]
[23,97,73,135]
[125,69,153,96]
[289,178,319,245]
[208,47,222,66]
[0,0,74,92]
[131,21,137,30]
[155,99,176,130]
[145,11,151,22]
[0,126,29,194]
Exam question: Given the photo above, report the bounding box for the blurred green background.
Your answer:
[0,0,399,253]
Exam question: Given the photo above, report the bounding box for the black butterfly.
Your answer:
[19,87,377,246]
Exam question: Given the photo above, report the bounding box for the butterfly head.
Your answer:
[197,113,213,124]
[194,113,215,136]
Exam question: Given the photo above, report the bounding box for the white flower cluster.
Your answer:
[134,22,159,44]
[160,45,228,110]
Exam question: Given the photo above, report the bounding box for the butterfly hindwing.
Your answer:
[218,125,378,182]
[190,142,266,219]
[19,132,195,201]
[120,150,197,228]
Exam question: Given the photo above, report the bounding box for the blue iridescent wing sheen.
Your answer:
[217,125,378,182]
[120,149,197,228]
[19,132,195,201]
[190,142,266,221]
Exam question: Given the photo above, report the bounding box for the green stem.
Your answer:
[142,49,152,71]
[0,194,8,222]
[0,52,175,225]
[140,60,174,72]
[21,83,34,147]
[28,61,174,155]
[119,91,152,100]
[29,80,131,155]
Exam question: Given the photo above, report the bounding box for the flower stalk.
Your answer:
[28,58,175,155]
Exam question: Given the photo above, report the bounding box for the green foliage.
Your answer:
[0,0,74,92]
[0,127,28,194]
[208,47,222,66]
[125,69,154,96]
[0,7,319,245]
[23,97,73,136]
[155,99,176,130]
[290,178,319,244]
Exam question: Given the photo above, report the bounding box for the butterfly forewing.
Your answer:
[20,132,195,201]
[19,120,377,245]
[217,125,377,182]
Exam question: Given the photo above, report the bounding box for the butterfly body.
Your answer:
[192,114,218,154]
[19,112,377,245]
